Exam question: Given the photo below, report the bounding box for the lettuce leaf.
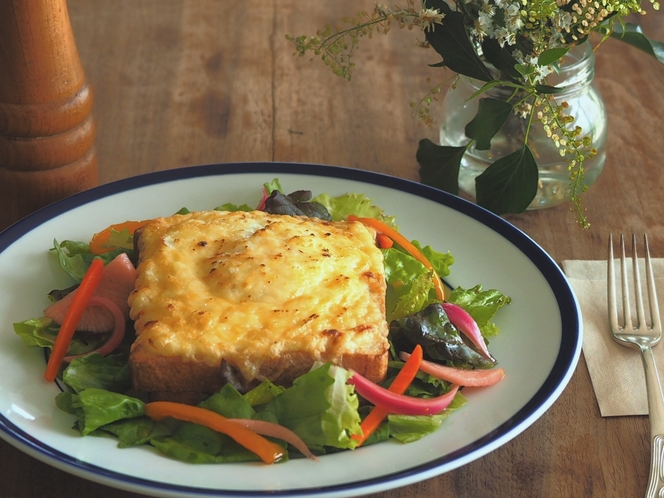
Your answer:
[262,363,361,451]
[382,248,439,321]
[51,239,128,283]
[13,317,108,357]
[62,352,132,394]
[56,388,145,435]
[448,285,511,337]
[411,240,454,278]
[313,192,397,226]
[387,391,466,443]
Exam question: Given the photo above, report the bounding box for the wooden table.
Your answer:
[2,1,664,496]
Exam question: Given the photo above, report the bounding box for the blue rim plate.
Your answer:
[0,162,581,497]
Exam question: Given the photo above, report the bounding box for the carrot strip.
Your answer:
[376,233,394,249]
[227,419,318,460]
[44,258,105,381]
[348,216,446,301]
[352,345,423,447]
[89,220,149,255]
[144,402,286,464]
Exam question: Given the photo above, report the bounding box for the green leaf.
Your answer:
[481,39,522,80]
[610,23,664,63]
[62,352,132,394]
[416,139,466,195]
[382,248,436,321]
[466,80,505,101]
[538,47,569,66]
[447,285,512,337]
[534,84,564,95]
[312,192,396,226]
[62,388,145,435]
[387,392,466,443]
[464,98,513,151]
[262,363,361,451]
[424,11,494,82]
[475,144,539,214]
[515,64,535,76]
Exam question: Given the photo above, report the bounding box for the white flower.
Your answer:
[477,11,496,36]
[418,8,446,30]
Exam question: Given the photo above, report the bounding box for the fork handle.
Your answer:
[640,346,664,498]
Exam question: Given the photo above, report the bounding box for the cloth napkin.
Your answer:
[562,258,664,417]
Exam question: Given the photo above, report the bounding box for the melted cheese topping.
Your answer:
[128,210,389,382]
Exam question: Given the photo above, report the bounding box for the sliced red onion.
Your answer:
[256,186,269,211]
[400,352,504,387]
[63,296,126,362]
[441,302,494,360]
[347,371,460,416]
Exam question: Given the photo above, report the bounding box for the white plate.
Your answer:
[0,163,581,497]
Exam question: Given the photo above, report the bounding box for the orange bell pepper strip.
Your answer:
[352,344,423,447]
[143,401,286,464]
[348,216,446,301]
[44,258,105,381]
[89,220,150,255]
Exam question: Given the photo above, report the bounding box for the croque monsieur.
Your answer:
[128,210,390,402]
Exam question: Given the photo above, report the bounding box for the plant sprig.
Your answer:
[287,0,663,227]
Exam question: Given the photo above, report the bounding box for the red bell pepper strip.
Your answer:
[144,402,286,464]
[348,216,446,301]
[352,345,423,447]
[348,370,460,416]
[62,296,126,362]
[44,258,105,381]
[441,302,494,360]
[400,352,505,387]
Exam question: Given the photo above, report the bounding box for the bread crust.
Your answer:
[130,348,388,401]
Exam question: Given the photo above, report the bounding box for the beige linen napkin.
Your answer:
[562,258,664,417]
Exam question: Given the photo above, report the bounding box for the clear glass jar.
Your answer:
[439,42,607,210]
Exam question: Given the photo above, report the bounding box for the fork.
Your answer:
[608,234,664,498]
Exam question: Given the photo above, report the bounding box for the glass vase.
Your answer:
[439,42,607,210]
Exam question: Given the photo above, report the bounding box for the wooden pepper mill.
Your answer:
[0,0,98,231]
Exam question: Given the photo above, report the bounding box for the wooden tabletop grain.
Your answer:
[2,1,664,497]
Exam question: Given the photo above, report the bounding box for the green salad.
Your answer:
[13,179,511,464]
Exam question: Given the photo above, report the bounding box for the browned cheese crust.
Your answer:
[127,210,390,401]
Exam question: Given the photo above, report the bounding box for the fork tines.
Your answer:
[608,233,661,334]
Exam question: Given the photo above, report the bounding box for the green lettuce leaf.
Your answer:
[150,422,264,464]
[62,352,132,394]
[13,317,60,348]
[199,384,257,419]
[262,363,361,451]
[388,391,466,443]
[411,240,454,278]
[382,243,453,322]
[52,239,128,283]
[243,380,286,407]
[97,417,156,447]
[312,192,397,226]
[448,285,512,337]
[13,317,108,357]
[57,388,145,435]
[215,202,254,212]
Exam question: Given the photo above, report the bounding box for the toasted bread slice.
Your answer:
[128,210,390,401]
